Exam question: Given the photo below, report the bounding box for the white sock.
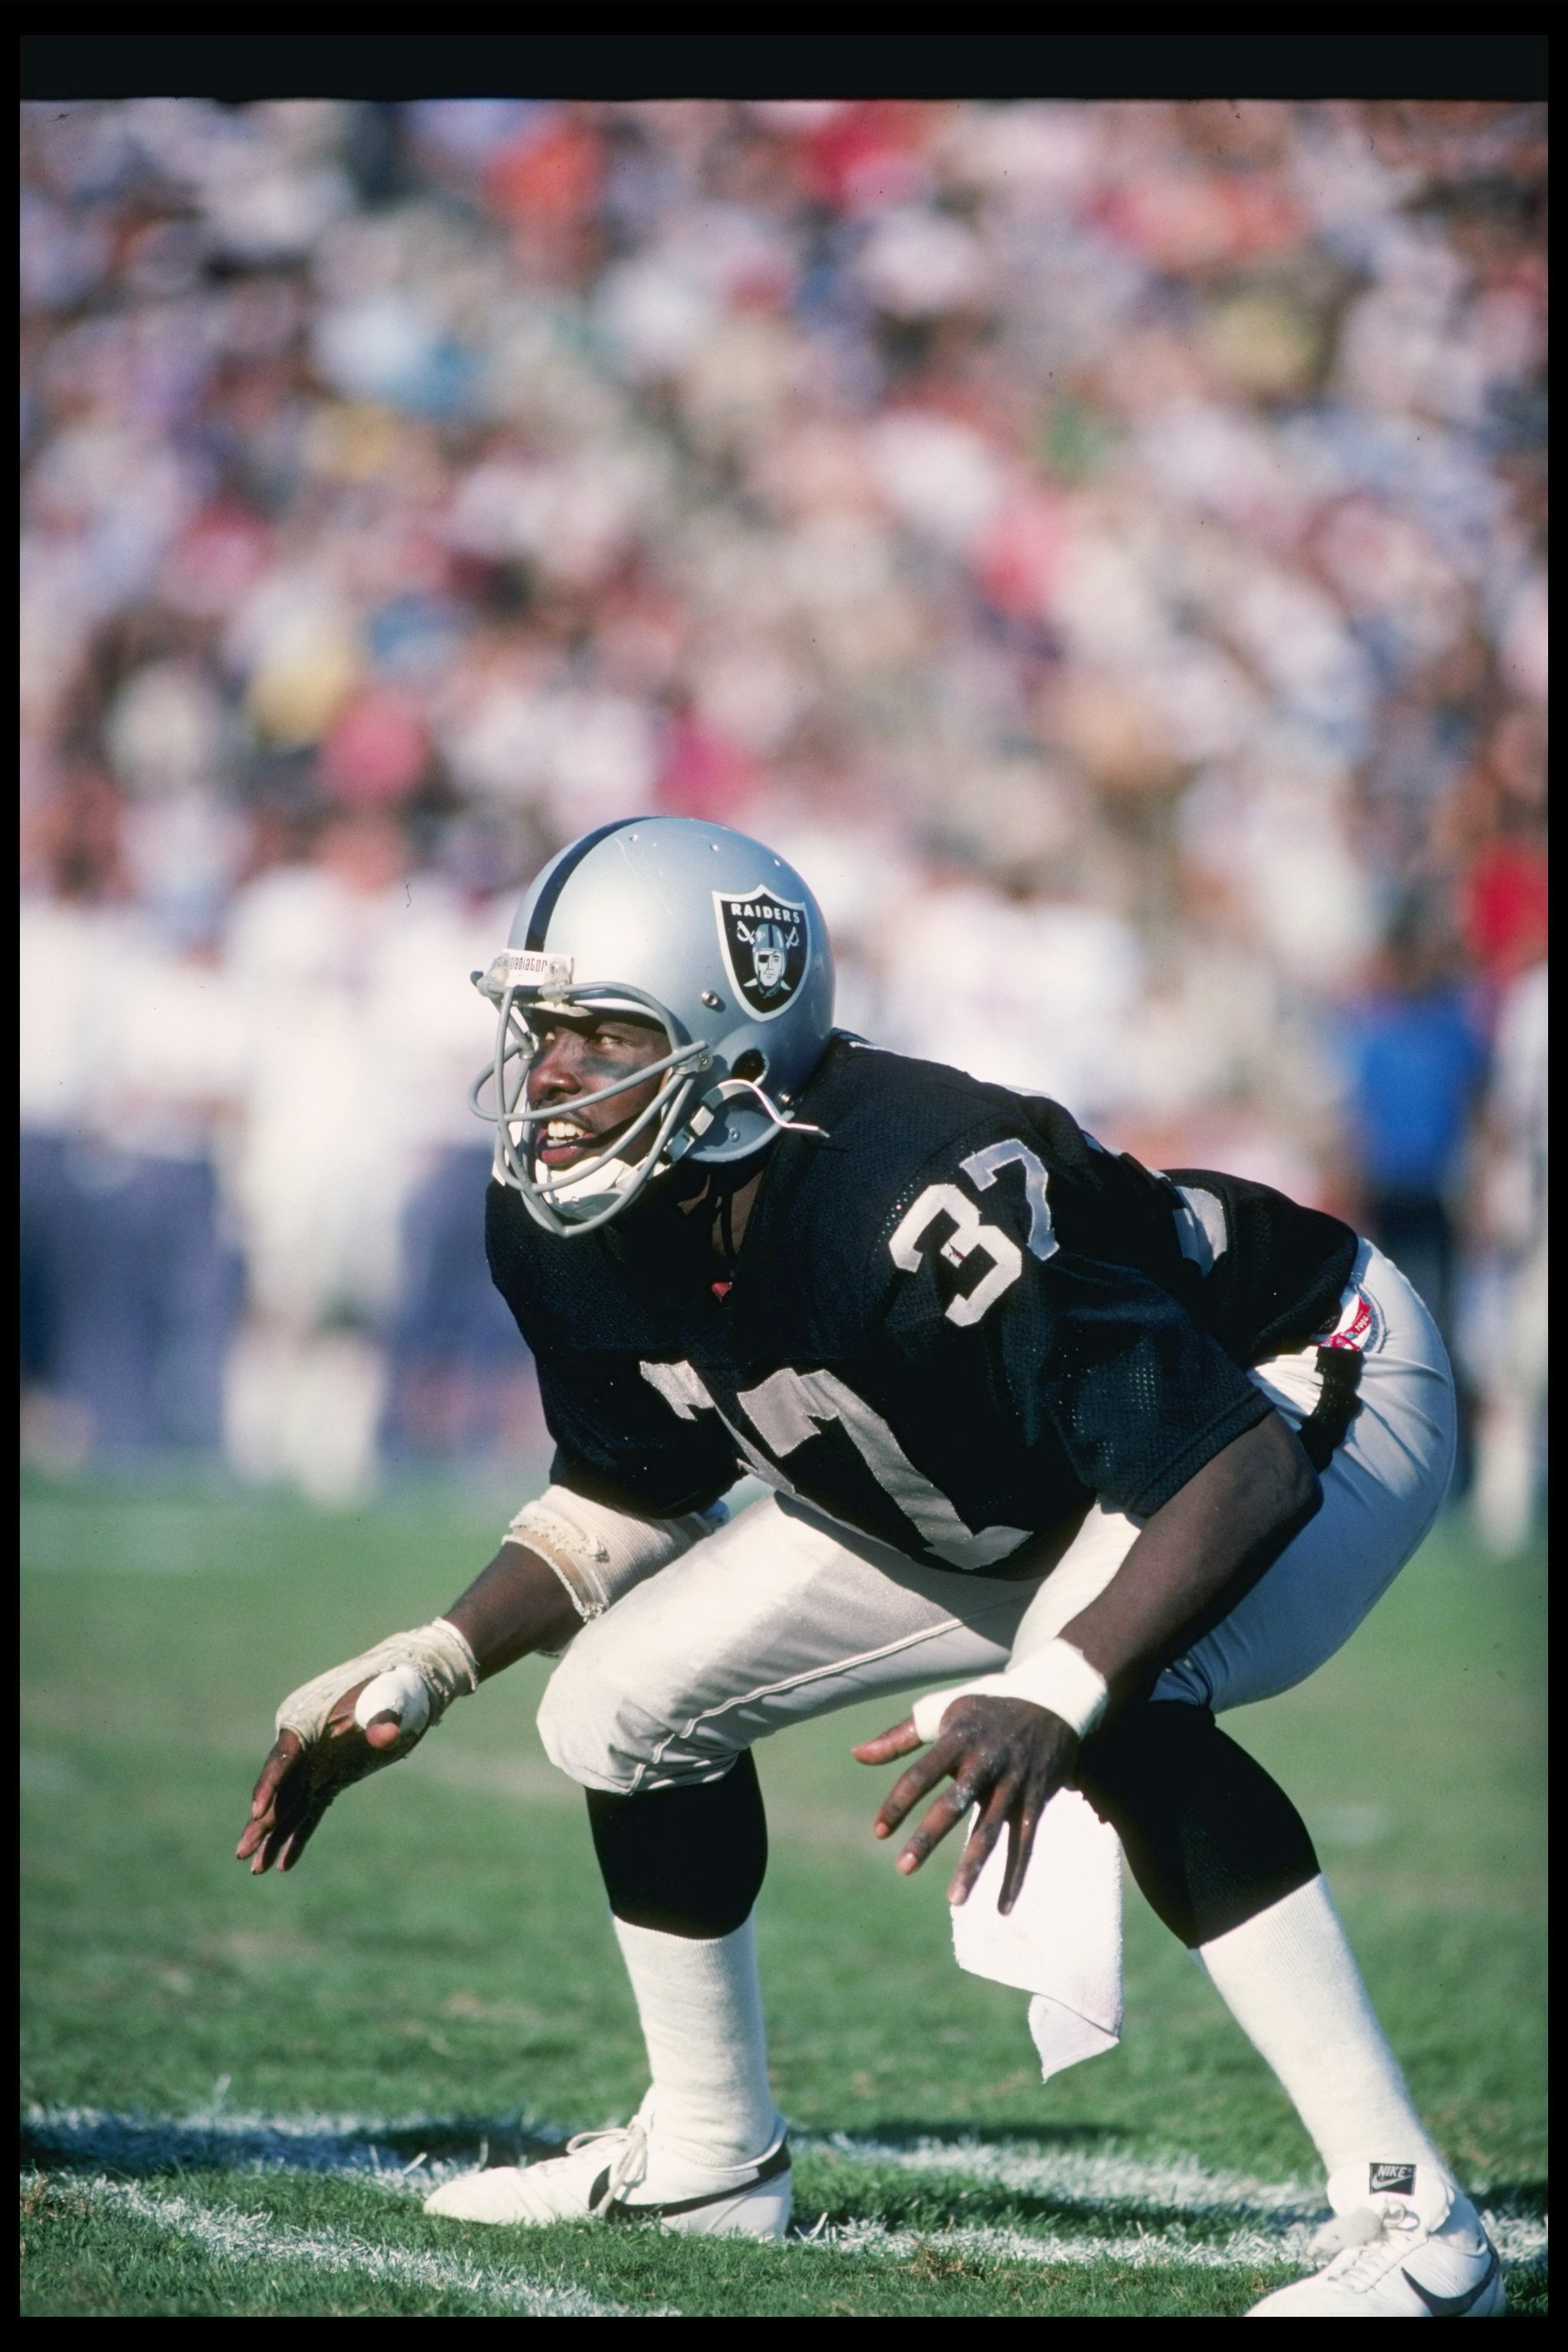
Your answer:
[1197,1874,1447,2183]
[612,1913,780,2171]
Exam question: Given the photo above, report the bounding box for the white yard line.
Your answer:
[40,2170,1550,2293]
[22,2107,1547,2281]
[795,2136,1547,2277]
[54,2175,633,2318]
[796,2131,1327,2220]
[805,2214,1315,2271]
[795,2211,1550,2276]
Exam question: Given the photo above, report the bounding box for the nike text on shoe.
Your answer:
[1248,2161,1505,2317]
[423,2092,792,2241]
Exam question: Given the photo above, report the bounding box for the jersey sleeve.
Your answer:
[875,1143,1272,1521]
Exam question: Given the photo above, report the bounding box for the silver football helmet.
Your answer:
[470,815,835,1236]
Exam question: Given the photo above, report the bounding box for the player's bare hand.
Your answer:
[854,1696,1079,1915]
[234,1681,407,1875]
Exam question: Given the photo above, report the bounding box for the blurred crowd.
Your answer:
[19,97,1547,1544]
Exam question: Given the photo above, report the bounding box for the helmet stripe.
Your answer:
[524,817,646,951]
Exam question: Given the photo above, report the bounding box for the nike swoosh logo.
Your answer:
[602,2138,792,2222]
[1403,2243,1501,2315]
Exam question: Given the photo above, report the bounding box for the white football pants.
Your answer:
[537,1242,1455,1795]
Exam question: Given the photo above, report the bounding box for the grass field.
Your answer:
[21,1472,1547,2317]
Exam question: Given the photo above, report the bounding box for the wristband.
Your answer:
[910,1638,1109,1746]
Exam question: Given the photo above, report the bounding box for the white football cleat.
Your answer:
[1249,2161,1504,2317]
[423,2091,791,2240]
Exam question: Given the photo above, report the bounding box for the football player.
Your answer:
[238,817,1504,2318]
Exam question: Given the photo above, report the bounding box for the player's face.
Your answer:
[524,1010,669,1172]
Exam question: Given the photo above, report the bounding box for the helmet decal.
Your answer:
[714,887,810,1019]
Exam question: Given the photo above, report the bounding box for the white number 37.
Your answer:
[887,1141,1057,1328]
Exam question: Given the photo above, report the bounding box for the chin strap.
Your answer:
[725,1076,829,1138]
[689,1074,830,1146]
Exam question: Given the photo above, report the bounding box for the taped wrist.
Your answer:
[501,1485,730,1625]
[911,1637,1109,1746]
[274,1618,479,1748]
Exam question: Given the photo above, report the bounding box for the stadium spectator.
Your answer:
[1462,956,1547,1553]
[1332,900,1487,1351]
[18,97,1546,1520]
[21,773,243,1465]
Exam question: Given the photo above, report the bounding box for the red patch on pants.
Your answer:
[1316,1290,1374,1352]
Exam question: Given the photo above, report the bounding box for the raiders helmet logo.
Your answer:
[714,888,810,1019]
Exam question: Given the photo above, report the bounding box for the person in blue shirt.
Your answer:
[1336,903,1486,1353]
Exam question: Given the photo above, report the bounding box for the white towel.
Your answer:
[949,1784,1124,2082]
[933,1497,1138,2080]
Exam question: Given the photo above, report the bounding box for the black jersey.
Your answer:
[486,1037,1358,1573]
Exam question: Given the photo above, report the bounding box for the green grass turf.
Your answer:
[21,1475,1547,2316]
[18,2168,1318,2318]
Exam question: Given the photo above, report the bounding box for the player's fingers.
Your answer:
[248,1740,333,1865]
[897,1773,990,1875]
[249,1817,291,1873]
[247,1731,303,1818]
[273,1828,306,1872]
[236,1815,276,1861]
[995,1742,1073,1913]
[851,1717,921,1766]
[874,1737,964,1838]
[273,1800,329,1873]
[947,1775,1022,1906]
[237,1738,306,1857]
[997,1800,1041,1916]
[326,1681,374,1737]
[246,1785,308,1870]
[332,1677,426,1755]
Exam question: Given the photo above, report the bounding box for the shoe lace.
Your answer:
[565,2106,651,2210]
[1310,2199,1420,2282]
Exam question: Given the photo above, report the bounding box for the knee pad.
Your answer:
[1077,1701,1319,1948]
[588,1749,768,1939]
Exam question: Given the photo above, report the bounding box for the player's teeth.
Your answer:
[546,1121,588,1141]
